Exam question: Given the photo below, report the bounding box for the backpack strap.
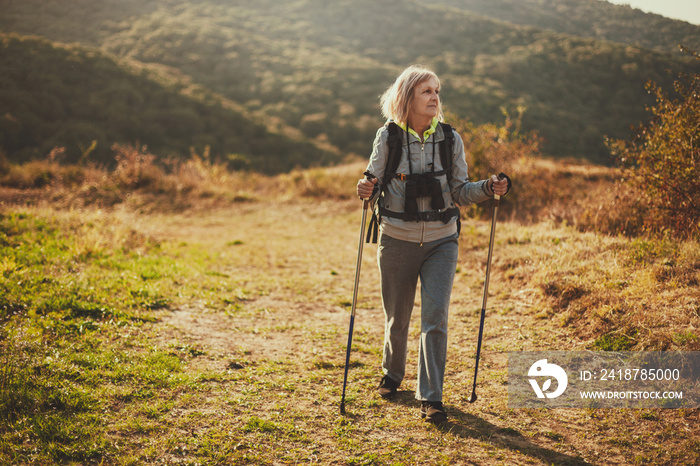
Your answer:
[438,122,461,235]
[438,122,454,181]
[384,122,403,185]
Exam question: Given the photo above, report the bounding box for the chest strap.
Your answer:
[379,205,460,222]
[395,170,446,181]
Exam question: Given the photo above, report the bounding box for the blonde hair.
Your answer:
[380,65,443,124]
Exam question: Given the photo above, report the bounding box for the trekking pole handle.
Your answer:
[494,174,502,202]
[359,172,376,206]
[493,173,512,202]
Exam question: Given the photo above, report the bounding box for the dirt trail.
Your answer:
[151,201,536,371]
[140,201,696,465]
[151,201,386,367]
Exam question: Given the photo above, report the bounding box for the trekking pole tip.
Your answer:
[467,392,477,403]
[340,402,346,415]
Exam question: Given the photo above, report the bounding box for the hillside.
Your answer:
[1,0,699,168]
[0,33,338,171]
[428,0,700,54]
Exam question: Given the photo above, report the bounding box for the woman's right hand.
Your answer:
[356,177,378,200]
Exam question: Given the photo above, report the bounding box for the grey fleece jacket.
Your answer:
[365,122,493,244]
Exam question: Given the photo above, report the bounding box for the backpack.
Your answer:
[366,121,461,243]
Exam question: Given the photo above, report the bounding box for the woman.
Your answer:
[356,65,509,424]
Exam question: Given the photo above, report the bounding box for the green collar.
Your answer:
[397,117,439,141]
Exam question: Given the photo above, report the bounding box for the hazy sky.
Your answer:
[606,0,700,24]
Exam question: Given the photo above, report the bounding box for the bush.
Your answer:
[448,108,544,221]
[608,47,700,239]
[112,143,164,190]
[452,107,540,180]
[1,161,56,189]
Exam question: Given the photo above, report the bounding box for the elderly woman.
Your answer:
[357,65,509,424]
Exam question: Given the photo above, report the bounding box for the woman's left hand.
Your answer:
[488,175,509,197]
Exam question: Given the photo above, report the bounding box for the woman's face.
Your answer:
[409,77,440,123]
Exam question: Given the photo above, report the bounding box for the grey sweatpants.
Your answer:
[377,232,459,402]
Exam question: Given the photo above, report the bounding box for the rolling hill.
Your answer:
[0,33,338,171]
[427,0,700,54]
[1,0,699,170]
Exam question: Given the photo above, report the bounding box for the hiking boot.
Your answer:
[420,401,447,424]
[377,375,400,399]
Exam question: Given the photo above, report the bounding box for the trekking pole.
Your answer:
[340,176,373,415]
[468,173,510,403]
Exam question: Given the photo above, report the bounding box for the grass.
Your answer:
[1,159,700,464]
[0,208,237,464]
